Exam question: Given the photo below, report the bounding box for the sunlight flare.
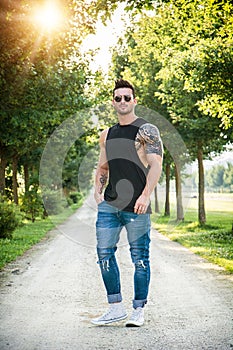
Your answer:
[33,1,63,32]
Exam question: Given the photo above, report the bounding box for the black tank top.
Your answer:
[104,117,151,213]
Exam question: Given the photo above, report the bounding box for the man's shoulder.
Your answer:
[137,122,162,152]
[139,122,160,136]
[99,128,109,144]
[138,122,163,156]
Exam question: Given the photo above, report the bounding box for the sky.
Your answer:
[81,3,129,72]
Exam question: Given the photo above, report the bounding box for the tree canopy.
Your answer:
[0,0,232,226]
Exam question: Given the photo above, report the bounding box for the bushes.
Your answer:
[0,196,22,239]
[69,191,83,204]
[20,189,43,222]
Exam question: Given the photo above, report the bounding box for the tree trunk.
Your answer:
[164,163,170,216]
[154,186,159,213]
[24,164,29,192]
[12,155,19,204]
[197,147,206,225]
[175,163,184,221]
[0,156,7,195]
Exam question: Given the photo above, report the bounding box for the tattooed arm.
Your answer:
[134,123,163,214]
[94,129,109,204]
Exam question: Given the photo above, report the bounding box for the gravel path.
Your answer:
[0,196,232,350]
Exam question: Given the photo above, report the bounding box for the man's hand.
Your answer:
[134,194,150,214]
[134,153,162,214]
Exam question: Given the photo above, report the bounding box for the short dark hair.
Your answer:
[113,79,135,98]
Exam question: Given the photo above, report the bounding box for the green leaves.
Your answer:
[0,0,100,202]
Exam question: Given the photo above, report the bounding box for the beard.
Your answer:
[116,105,134,115]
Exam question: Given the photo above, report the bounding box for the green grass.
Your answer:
[0,219,54,269]
[0,202,82,270]
[151,197,233,274]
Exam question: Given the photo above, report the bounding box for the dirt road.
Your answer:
[0,196,232,350]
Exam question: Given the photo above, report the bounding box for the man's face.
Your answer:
[112,87,136,115]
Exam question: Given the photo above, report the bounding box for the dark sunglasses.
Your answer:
[114,95,132,102]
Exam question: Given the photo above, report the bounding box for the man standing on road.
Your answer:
[92,79,163,327]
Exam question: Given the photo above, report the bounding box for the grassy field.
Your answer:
[151,193,233,273]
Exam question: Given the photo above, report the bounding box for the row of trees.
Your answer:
[110,0,233,223]
[0,0,93,204]
[205,163,233,192]
[1,0,232,236]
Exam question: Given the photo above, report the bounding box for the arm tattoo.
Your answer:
[137,123,163,156]
[99,173,108,193]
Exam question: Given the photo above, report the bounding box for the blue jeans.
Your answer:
[96,201,151,309]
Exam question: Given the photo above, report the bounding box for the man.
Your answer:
[92,79,163,327]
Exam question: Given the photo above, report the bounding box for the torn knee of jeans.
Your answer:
[97,257,110,271]
[134,259,147,269]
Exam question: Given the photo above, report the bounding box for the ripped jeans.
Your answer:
[96,201,151,309]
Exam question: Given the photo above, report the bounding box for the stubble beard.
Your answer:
[117,105,134,116]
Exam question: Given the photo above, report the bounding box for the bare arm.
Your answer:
[134,154,162,213]
[94,129,109,204]
[134,124,163,214]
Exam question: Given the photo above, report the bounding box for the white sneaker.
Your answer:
[91,303,128,325]
[125,307,144,327]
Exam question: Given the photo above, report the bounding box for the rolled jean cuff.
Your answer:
[133,299,147,309]
[107,293,122,304]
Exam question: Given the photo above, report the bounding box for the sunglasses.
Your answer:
[114,95,132,103]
